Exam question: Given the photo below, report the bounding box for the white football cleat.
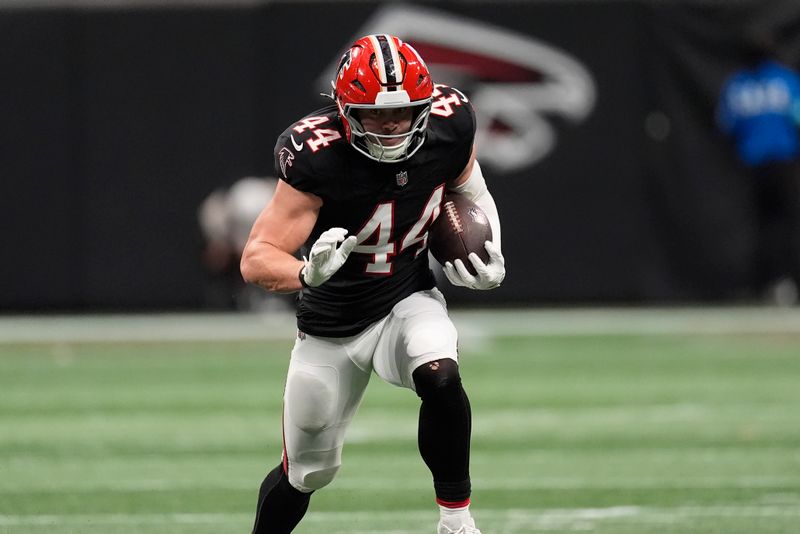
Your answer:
[437,518,482,534]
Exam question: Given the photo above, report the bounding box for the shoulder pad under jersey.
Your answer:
[428,84,476,142]
[274,106,346,199]
[426,85,476,173]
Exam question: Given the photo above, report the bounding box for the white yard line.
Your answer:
[2,308,800,344]
[2,476,800,493]
[0,513,248,526]
[453,307,800,337]
[0,313,298,344]
[1,505,800,527]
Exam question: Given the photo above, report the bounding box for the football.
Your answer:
[428,192,492,275]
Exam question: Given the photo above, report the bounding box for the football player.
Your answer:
[241,34,505,534]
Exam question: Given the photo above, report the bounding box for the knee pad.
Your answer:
[412,358,462,400]
[300,465,340,491]
[289,448,342,492]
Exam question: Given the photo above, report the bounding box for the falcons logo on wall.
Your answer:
[318,5,596,174]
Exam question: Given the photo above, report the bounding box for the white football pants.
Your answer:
[281,288,458,493]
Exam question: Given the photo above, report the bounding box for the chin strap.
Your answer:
[366,138,408,161]
[448,160,501,250]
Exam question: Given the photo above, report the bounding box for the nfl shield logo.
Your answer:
[396,171,408,187]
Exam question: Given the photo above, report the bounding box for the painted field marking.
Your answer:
[2,505,800,527]
[2,475,800,493]
[2,308,800,344]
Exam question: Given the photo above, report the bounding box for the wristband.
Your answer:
[298,264,310,288]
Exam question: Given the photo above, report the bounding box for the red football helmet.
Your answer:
[333,34,434,162]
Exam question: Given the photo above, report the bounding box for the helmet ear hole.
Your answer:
[351,79,366,93]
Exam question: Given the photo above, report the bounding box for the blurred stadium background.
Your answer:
[2,0,800,532]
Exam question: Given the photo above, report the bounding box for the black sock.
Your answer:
[252,463,312,534]
[414,360,472,503]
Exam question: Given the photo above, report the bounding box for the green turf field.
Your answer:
[1,310,800,533]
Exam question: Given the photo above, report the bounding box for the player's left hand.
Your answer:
[443,240,505,290]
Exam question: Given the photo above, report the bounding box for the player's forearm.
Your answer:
[240,242,304,293]
[449,160,502,249]
[470,188,501,250]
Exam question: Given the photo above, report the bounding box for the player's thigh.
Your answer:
[283,334,371,491]
[373,288,459,389]
[284,333,371,434]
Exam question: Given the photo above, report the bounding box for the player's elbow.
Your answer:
[239,245,259,285]
[240,244,293,293]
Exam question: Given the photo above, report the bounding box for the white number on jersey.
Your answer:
[291,116,343,152]
[354,202,396,274]
[400,185,444,257]
[293,116,330,133]
[307,128,343,152]
[430,84,468,118]
[353,184,445,274]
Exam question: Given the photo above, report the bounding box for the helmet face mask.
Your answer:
[343,100,432,162]
[333,34,434,163]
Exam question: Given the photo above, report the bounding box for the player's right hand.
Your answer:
[301,227,358,287]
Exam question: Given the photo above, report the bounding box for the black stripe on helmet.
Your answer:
[375,34,399,91]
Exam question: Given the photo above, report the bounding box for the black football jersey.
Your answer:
[274,85,476,337]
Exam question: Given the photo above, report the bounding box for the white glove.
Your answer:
[301,227,357,287]
[443,241,505,290]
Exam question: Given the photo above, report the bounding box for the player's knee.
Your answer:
[291,449,342,491]
[301,464,340,491]
[412,358,462,401]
